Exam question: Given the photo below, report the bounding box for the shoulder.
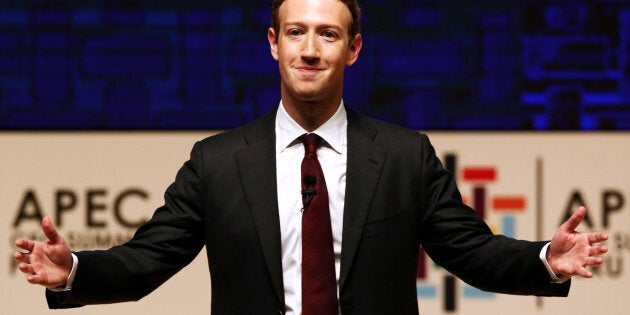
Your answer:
[347,108,429,147]
[194,108,277,153]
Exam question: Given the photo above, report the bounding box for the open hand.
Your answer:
[14,217,73,289]
[547,206,609,278]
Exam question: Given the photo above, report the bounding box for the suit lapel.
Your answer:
[232,108,387,301]
[339,110,387,290]
[234,109,285,305]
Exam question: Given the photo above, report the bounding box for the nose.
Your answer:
[301,32,320,60]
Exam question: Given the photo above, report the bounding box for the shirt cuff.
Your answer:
[539,243,570,283]
[48,253,78,292]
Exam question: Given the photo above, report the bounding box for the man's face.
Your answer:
[268,0,361,104]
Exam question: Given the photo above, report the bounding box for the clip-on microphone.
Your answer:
[301,175,317,210]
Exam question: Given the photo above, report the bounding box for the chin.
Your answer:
[292,89,322,101]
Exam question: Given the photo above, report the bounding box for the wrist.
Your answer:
[540,243,569,283]
[49,253,78,292]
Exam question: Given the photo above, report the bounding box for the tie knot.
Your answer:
[299,133,322,154]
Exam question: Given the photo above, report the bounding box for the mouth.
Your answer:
[295,66,322,74]
[294,67,323,82]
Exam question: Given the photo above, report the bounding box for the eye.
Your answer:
[321,30,338,40]
[288,29,302,37]
[322,31,337,38]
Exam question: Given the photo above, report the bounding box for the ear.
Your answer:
[268,27,279,61]
[345,33,362,66]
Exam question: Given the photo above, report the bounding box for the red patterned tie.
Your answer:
[299,133,338,315]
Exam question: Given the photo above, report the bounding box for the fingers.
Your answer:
[16,255,55,287]
[570,250,605,279]
[14,248,40,281]
[42,216,60,243]
[569,264,596,278]
[587,232,609,245]
[17,263,41,284]
[589,244,608,256]
[18,262,34,275]
[13,251,31,264]
[561,206,587,232]
[14,238,35,252]
[15,217,61,252]
[587,256,604,266]
[577,268,593,278]
[26,275,42,285]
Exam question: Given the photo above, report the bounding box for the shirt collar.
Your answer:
[275,100,347,154]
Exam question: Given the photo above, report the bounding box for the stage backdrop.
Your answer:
[1,132,627,315]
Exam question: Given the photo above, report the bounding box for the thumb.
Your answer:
[42,217,61,243]
[561,206,586,233]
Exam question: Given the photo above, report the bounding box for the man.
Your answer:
[14,0,609,314]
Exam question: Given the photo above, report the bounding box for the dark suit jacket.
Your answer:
[47,107,569,314]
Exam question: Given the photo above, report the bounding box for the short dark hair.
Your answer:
[271,0,361,41]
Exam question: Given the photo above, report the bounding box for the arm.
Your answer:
[50,141,206,306]
[417,134,569,296]
[16,141,207,308]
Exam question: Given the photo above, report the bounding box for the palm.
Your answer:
[547,206,608,278]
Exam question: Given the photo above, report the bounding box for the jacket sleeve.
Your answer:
[47,141,207,308]
[416,134,570,296]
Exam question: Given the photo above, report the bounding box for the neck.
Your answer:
[281,96,341,132]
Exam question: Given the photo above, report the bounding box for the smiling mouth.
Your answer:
[293,67,322,81]
[296,67,321,73]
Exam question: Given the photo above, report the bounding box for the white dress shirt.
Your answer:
[275,101,347,315]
